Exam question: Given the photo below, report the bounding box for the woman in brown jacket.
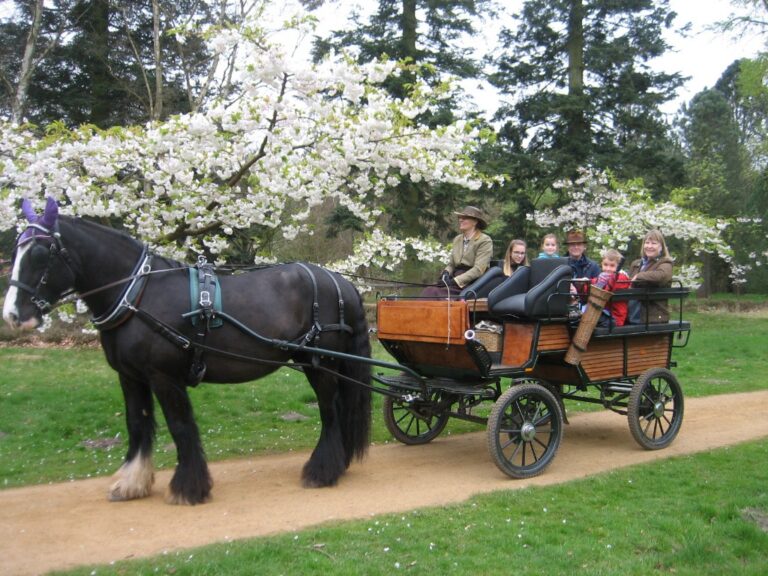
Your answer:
[628,229,674,324]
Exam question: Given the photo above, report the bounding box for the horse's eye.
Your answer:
[28,244,50,268]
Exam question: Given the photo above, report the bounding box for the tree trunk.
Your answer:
[401,0,417,56]
[398,0,424,285]
[565,0,589,171]
[152,0,164,120]
[84,0,112,127]
[11,0,45,124]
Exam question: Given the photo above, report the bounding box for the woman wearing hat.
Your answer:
[422,206,493,297]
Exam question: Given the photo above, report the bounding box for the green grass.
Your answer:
[52,438,768,576]
[1,309,767,488]
[675,309,768,396]
[2,306,767,575]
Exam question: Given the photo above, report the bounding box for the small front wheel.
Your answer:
[487,382,563,479]
[628,368,684,449]
[383,392,450,445]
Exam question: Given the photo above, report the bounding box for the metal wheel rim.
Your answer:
[383,392,449,445]
[488,383,563,479]
[629,368,684,449]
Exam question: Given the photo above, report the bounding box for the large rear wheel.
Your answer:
[628,368,684,449]
[487,382,563,479]
[383,391,450,445]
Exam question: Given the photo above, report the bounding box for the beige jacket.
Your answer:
[446,230,493,288]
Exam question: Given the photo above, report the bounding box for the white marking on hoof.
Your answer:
[165,491,192,506]
[108,454,155,501]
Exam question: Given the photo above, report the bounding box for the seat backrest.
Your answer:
[488,259,571,318]
[524,264,572,317]
[460,266,505,299]
[529,257,569,285]
[487,266,531,310]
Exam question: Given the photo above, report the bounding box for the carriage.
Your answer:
[372,256,691,479]
[4,199,691,503]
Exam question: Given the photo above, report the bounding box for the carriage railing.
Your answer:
[569,279,691,344]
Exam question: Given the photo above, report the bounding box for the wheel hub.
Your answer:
[521,421,536,441]
[652,400,665,419]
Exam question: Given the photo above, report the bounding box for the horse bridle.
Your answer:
[10,221,155,328]
[10,222,77,314]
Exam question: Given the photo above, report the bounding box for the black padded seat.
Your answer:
[593,321,691,337]
[460,266,507,299]
[488,257,571,318]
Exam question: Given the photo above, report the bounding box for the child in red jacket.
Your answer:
[586,248,631,326]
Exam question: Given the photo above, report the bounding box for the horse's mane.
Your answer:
[61,215,144,250]
[58,216,312,273]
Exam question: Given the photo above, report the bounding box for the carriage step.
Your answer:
[427,380,497,397]
[376,373,495,398]
[376,373,422,389]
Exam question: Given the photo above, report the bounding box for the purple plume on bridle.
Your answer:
[18,197,59,246]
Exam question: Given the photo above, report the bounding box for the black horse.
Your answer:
[3,199,372,504]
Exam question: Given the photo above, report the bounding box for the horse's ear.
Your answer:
[39,197,59,229]
[21,199,38,223]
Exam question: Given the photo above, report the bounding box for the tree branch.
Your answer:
[121,5,155,119]
[226,72,290,187]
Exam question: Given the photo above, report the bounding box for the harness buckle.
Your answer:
[199,290,212,307]
[31,296,51,313]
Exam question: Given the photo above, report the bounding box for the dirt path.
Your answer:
[2,390,768,576]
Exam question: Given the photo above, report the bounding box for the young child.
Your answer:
[538,233,560,258]
[586,248,631,326]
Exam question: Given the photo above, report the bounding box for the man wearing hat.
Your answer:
[422,206,493,297]
[565,229,600,279]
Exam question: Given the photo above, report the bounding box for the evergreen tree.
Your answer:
[490,0,686,190]
[1,0,216,127]
[679,88,751,218]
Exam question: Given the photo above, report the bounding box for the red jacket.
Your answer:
[591,271,631,326]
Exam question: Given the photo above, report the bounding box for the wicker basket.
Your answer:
[565,284,612,365]
[474,329,502,352]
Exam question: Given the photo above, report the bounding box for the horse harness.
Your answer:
[12,220,355,384]
[182,260,353,385]
[185,256,222,384]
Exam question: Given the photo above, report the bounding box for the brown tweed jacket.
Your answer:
[446,230,493,288]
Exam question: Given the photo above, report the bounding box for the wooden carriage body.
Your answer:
[373,261,691,480]
[376,296,690,386]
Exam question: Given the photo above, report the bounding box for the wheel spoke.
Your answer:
[533,436,549,452]
[533,407,551,427]
[505,438,523,461]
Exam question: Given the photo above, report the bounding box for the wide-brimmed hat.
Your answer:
[565,229,588,244]
[454,205,488,229]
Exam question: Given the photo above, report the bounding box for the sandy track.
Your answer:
[2,390,768,576]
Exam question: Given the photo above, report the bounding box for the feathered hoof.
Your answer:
[108,457,155,501]
[301,460,342,488]
[164,490,212,506]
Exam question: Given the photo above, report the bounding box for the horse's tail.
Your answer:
[338,284,373,467]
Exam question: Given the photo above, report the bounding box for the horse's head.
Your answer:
[3,198,76,329]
